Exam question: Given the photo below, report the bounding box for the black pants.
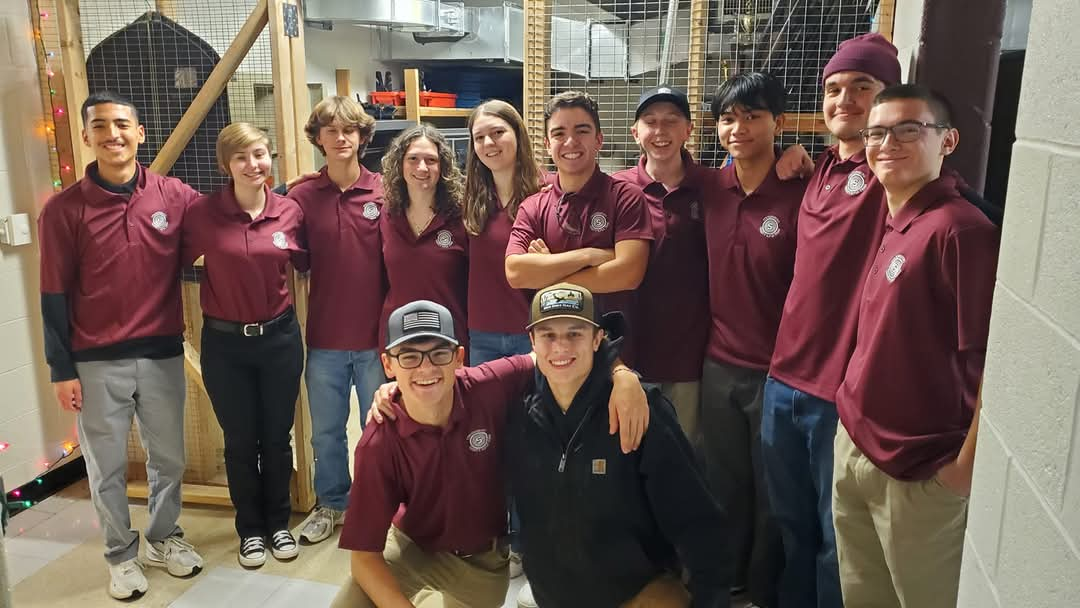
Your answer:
[701,358,784,608]
[201,315,303,538]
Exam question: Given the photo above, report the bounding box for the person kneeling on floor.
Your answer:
[330,297,650,607]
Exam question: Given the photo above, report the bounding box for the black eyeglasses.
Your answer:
[861,120,951,147]
[386,346,456,369]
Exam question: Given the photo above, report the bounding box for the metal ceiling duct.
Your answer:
[304,0,451,31]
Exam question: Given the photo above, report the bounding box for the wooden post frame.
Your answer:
[55,0,91,179]
[268,0,317,512]
[523,0,550,167]
[685,0,709,157]
[336,68,351,96]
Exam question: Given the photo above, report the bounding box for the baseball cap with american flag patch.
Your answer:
[385,300,459,350]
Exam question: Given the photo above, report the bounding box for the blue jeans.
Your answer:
[468,330,533,365]
[305,348,386,510]
[469,330,532,552]
[761,376,842,608]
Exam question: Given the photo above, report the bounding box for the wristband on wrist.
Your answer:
[612,366,642,379]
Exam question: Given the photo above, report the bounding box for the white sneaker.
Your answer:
[108,557,149,600]
[145,534,204,577]
[270,529,299,560]
[517,582,537,608]
[299,506,345,544]
[239,536,267,568]
[509,550,524,578]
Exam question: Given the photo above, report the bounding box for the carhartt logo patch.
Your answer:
[435,229,454,248]
[845,170,868,195]
[272,231,288,249]
[759,215,780,238]
[151,211,168,232]
[689,201,701,221]
[592,459,607,475]
[467,429,492,452]
[362,201,380,220]
[885,254,906,283]
[589,212,609,232]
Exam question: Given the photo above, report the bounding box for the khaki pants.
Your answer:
[832,425,968,608]
[331,527,509,608]
[654,380,702,450]
[621,573,691,608]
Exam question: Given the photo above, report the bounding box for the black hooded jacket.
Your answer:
[506,338,731,608]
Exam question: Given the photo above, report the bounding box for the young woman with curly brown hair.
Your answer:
[379,123,470,354]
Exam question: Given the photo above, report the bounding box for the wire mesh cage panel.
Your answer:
[79,0,278,192]
[77,0,278,486]
[536,0,885,169]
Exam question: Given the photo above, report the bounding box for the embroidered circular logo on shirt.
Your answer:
[272,231,288,249]
[589,212,609,232]
[885,254,906,283]
[435,229,454,248]
[150,211,168,232]
[759,215,781,238]
[467,429,492,452]
[844,170,868,195]
[362,201,380,220]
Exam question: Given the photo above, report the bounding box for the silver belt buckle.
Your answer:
[242,323,264,337]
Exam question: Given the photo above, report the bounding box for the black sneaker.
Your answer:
[271,529,299,560]
[239,536,266,568]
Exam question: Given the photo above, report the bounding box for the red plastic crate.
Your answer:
[369,91,405,105]
[420,91,457,107]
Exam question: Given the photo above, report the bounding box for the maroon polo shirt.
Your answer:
[836,176,999,481]
[339,355,535,553]
[506,167,654,363]
[703,158,806,371]
[288,167,385,351]
[611,153,708,382]
[182,186,308,323]
[769,147,888,402]
[468,203,531,334]
[38,163,198,351]
[381,210,469,350]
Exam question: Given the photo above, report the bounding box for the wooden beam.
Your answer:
[877,0,897,43]
[289,4,313,175]
[523,0,550,167]
[782,112,828,134]
[269,0,298,180]
[269,0,316,512]
[335,69,350,97]
[685,0,709,157]
[150,0,269,175]
[128,481,233,508]
[404,68,421,124]
[55,0,91,179]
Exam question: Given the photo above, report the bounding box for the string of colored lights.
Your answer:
[32,5,70,190]
[3,440,80,510]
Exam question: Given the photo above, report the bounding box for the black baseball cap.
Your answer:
[385,300,459,350]
[635,85,692,120]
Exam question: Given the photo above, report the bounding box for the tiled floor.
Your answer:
[3,393,745,607]
[2,478,531,608]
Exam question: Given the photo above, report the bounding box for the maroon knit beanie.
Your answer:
[822,33,901,86]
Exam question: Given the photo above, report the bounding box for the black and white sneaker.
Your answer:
[271,529,299,560]
[239,536,266,568]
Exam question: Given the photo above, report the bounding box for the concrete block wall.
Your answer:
[958,0,1080,604]
[0,2,79,490]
